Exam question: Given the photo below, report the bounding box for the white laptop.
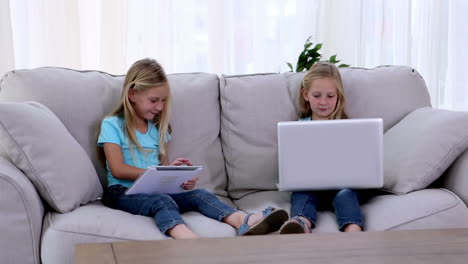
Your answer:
[125,166,203,195]
[277,118,383,191]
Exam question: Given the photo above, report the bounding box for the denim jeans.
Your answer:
[290,188,363,231]
[103,185,237,234]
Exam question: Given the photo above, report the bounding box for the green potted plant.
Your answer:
[286,36,350,72]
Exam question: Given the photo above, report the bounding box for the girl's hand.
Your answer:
[170,158,193,166]
[181,176,199,190]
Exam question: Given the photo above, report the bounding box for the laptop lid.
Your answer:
[277,118,383,191]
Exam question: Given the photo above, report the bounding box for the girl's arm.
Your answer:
[103,143,145,181]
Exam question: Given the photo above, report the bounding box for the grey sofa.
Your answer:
[1,66,468,264]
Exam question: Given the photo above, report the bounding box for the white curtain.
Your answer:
[0,0,15,76]
[1,0,467,110]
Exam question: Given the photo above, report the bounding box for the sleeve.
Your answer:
[97,117,122,147]
[165,132,171,143]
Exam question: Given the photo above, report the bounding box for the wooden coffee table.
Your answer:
[75,228,468,264]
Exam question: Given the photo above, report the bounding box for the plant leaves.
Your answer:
[289,37,350,72]
[312,43,323,51]
[307,50,321,59]
[297,55,306,68]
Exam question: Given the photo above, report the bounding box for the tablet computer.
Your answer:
[125,166,203,195]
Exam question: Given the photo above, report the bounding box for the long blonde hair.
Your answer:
[97,58,172,165]
[298,62,348,120]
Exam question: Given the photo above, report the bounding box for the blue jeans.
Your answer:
[103,185,237,234]
[291,189,363,231]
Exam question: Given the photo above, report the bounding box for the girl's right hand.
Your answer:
[170,158,193,166]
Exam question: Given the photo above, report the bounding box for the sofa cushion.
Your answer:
[383,107,468,194]
[363,189,468,231]
[233,189,468,232]
[0,68,124,184]
[338,66,431,132]
[220,73,297,199]
[167,73,228,195]
[0,102,102,213]
[41,202,236,264]
[285,66,431,132]
[440,148,468,204]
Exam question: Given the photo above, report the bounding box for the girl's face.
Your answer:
[302,77,338,120]
[129,84,169,122]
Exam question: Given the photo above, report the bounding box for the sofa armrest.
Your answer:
[440,149,468,205]
[0,156,44,264]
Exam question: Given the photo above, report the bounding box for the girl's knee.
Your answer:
[291,191,315,201]
[149,193,177,208]
[191,188,214,198]
[337,188,355,196]
[334,189,357,202]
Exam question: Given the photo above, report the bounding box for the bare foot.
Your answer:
[246,213,263,227]
[224,211,263,229]
[344,223,362,232]
[167,224,199,239]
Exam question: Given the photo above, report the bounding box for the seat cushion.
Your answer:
[233,189,468,232]
[41,201,237,264]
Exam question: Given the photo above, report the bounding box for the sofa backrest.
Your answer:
[220,66,431,198]
[0,65,431,199]
[0,68,228,196]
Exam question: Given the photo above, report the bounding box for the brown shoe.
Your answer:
[279,219,304,234]
[279,217,312,234]
[239,207,289,236]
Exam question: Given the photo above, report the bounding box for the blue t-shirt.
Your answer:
[300,116,312,121]
[97,115,170,188]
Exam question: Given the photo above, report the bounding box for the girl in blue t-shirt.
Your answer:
[97,58,287,239]
[279,62,364,234]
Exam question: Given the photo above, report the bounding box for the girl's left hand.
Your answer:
[181,176,199,190]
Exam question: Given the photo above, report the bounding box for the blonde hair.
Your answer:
[298,62,348,120]
[97,58,171,165]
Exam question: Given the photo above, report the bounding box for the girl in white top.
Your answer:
[279,62,364,234]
